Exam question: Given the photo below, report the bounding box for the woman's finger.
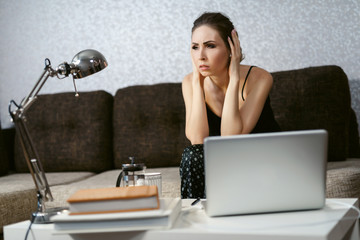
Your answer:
[230,29,243,61]
[228,34,234,52]
[228,36,235,56]
[231,30,240,53]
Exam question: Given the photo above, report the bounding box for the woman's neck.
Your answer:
[209,71,230,94]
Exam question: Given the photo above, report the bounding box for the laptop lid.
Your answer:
[204,129,328,217]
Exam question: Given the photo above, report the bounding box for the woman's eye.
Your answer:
[207,44,216,49]
[192,45,198,50]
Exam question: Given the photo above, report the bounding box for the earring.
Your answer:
[229,54,232,58]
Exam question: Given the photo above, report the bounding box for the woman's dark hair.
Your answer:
[192,12,244,61]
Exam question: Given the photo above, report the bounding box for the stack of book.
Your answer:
[50,185,181,234]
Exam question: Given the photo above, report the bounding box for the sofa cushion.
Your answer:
[14,91,114,172]
[0,172,95,192]
[270,66,352,161]
[326,159,360,198]
[113,83,189,168]
[0,188,37,233]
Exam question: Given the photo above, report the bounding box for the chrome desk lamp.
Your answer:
[8,49,108,223]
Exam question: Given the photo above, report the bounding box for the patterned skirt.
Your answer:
[179,144,206,199]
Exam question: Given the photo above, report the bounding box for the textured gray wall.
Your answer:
[0,0,359,129]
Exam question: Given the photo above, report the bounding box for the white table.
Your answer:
[4,198,360,240]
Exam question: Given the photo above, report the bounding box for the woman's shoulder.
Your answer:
[241,65,273,96]
[241,65,271,79]
[182,73,193,88]
[251,66,272,81]
[182,72,192,82]
[181,73,193,96]
[242,65,273,86]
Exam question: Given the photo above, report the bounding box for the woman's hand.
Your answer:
[182,57,209,144]
[191,57,205,87]
[228,29,242,80]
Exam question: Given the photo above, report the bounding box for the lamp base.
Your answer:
[32,207,68,224]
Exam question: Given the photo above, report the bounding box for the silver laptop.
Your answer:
[204,129,328,217]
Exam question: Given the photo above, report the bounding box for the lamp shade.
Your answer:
[71,49,108,79]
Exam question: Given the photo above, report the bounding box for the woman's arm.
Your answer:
[182,71,209,144]
[221,30,273,135]
[221,68,273,135]
[220,29,243,135]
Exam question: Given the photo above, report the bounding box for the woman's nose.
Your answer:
[199,48,206,60]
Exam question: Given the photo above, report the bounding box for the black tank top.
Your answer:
[206,66,280,136]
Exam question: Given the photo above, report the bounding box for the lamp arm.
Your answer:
[13,115,53,203]
[9,60,58,206]
[21,59,56,111]
[8,56,85,213]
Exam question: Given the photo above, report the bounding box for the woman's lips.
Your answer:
[199,65,210,71]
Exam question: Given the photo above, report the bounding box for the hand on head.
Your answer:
[228,29,242,78]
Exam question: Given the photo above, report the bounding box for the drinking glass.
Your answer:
[144,173,162,197]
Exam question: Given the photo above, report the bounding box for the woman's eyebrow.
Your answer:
[192,40,216,45]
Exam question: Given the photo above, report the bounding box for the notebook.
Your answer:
[203,129,328,217]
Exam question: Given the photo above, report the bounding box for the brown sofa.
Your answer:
[0,65,359,233]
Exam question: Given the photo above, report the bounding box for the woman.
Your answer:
[180,12,280,199]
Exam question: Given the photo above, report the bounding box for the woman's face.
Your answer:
[191,25,230,77]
